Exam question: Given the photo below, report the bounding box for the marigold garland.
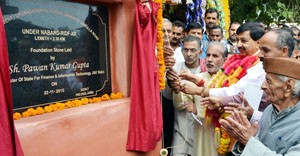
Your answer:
[222,0,230,38]
[154,0,166,90]
[13,92,124,120]
[205,54,258,154]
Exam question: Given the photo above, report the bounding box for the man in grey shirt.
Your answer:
[221,57,300,156]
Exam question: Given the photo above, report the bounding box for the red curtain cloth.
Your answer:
[0,9,24,156]
[126,0,163,152]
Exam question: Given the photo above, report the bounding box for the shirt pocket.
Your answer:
[275,137,293,154]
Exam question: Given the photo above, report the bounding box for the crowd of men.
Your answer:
[161,7,300,156]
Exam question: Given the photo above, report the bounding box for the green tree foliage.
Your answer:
[229,0,300,25]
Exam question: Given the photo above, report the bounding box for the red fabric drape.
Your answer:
[0,8,24,156]
[126,0,163,152]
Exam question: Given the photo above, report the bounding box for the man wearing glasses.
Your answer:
[166,35,204,156]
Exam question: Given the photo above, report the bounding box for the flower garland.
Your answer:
[13,92,123,120]
[154,0,166,90]
[205,54,258,154]
[221,0,230,38]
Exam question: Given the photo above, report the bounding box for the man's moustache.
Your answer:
[206,63,214,67]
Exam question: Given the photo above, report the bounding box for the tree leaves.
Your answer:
[229,0,300,25]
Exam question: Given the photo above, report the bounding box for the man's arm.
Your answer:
[221,93,262,122]
[209,62,265,97]
[233,137,300,156]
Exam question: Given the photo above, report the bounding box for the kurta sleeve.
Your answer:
[209,62,265,97]
[220,92,244,106]
[234,137,300,156]
[219,92,263,122]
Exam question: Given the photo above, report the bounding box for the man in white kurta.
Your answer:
[172,61,201,156]
[177,42,226,156]
[167,35,204,156]
[201,22,266,98]
[194,43,225,156]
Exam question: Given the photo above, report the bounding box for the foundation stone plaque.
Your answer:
[2,0,111,110]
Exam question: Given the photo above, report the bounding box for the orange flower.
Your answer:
[22,111,30,118]
[27,108,37,116]
[157,31,163,37]
[116,92,123,98]
[65,101,73,108]
[55,102,65,110]
[13,112,22,120]
[36,107,45,115]
[72,99,82,107]
[110,93,118,99]
[81,98,89,105]
[111,92,124,99]
[44,106,53,113]
[49,104,58,112]
[154,0,165,90]
[15,92,124,118]
[222,132,229,138]
[91,97,102,103]
[88,98,94,103]
[101,94,110,101]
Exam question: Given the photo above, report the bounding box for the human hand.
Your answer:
[220,109,258,145]
[163,45,174,57]
[179,70,200,84]
[201,88,209,97]
[224,96,254,120]
[224,103,242,115]
[201,97,221,110]
[164,56,176,69]
[166,68,179,81]
[170,79,181,93]
[180,81,203,95]
[184,101,196,114]
[239,96,255,120]
[140,0,151,10]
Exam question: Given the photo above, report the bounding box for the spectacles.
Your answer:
[182,48,199,54]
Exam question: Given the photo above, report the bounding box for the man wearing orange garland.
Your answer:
[181,42,225,156]
[202,28,294,155]
[182,28,294,156]
[179,22,265,155]
[201,28,295,125]
[181,22,266,101]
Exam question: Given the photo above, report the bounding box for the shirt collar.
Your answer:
[272,100,300,119]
